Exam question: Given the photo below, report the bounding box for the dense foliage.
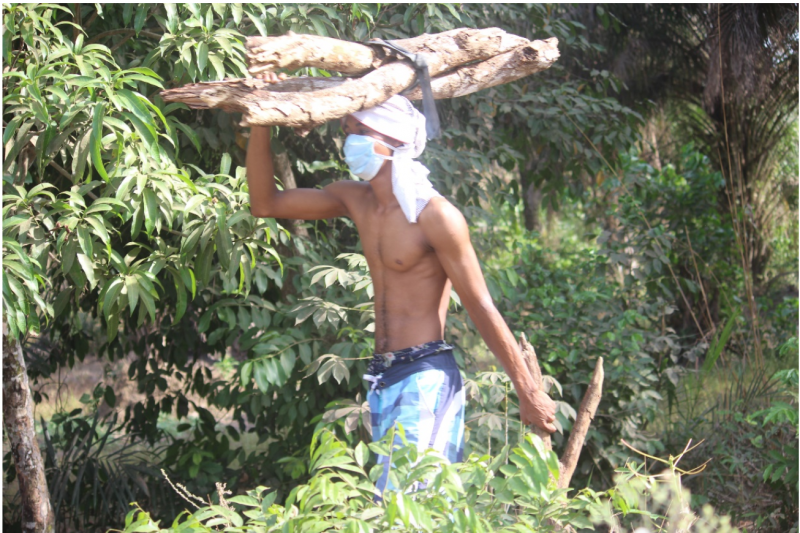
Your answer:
[2,3,796,532]
[117,430,740,533]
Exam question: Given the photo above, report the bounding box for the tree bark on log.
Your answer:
[246,28,530,76]
[160,29,559,132]
[3,323,55,533]
[402,38,559,100]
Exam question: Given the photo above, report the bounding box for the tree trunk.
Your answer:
[161,30,559,132]
[3,323,54,533]
[524,182,542,232]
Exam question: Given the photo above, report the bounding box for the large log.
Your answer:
[160,37,559,132]
[247,33,381,75]
[403,38,559,100]
[246,27,530,76]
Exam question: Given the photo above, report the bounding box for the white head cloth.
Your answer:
[351,95,440,223]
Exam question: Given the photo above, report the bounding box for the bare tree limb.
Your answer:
[86,28,162,45]
[558,357,604,490]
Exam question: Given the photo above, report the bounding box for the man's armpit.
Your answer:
[322,180,369,218]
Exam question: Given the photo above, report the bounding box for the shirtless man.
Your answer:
[246,86,556,492]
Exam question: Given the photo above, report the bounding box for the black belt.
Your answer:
[365,38,441,140]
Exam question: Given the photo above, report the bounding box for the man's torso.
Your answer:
[340,184,451,353]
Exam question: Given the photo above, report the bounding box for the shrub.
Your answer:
[114,428,739,533]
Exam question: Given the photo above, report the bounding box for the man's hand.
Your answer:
[519,388,557,433]
[256,71,287,84]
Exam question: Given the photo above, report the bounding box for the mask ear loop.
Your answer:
[371,137,403,161]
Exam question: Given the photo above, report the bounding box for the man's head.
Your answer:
[345,95,427,157]
[340,95,428,181]
[340,95,438,222]
[342,115,402,158]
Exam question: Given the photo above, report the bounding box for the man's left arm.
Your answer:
[419,198,556,432]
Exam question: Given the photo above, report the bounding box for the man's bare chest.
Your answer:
[355,207,433,274]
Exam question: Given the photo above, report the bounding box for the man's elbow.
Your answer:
[467,296,500,319]
[249,206,272,218]
[249,200,277,218]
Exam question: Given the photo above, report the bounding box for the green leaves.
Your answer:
[89,103,109,181]
[141,188,158,235]
[123,424,729,533]
[133,4,149,33]
[315,354,349,385]
[197,42,208,75]
[2,236,48,338]
[252,358,290,390]
[102,278,124,319]
[702,308,740,374]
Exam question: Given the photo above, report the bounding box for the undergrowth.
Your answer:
[113,427,740,533]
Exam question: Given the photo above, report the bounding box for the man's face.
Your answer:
[342,115,402,157]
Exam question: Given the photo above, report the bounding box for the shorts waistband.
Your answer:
[366,340,453,377]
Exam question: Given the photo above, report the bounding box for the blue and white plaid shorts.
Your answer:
[365,341,465,494]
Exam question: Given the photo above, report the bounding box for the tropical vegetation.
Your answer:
[2,3,797,532]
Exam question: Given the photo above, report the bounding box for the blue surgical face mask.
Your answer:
[343,134,393,181]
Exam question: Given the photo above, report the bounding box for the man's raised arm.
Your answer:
[419,197,557,433]
[246,126,353,220]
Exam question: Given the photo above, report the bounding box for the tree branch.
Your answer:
[558,357,604,490]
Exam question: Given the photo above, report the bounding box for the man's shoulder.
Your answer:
[418,197,469,246]
[419,196,466,227]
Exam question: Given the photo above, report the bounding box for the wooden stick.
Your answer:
[557,357,604,489]
[519,333,552,451]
